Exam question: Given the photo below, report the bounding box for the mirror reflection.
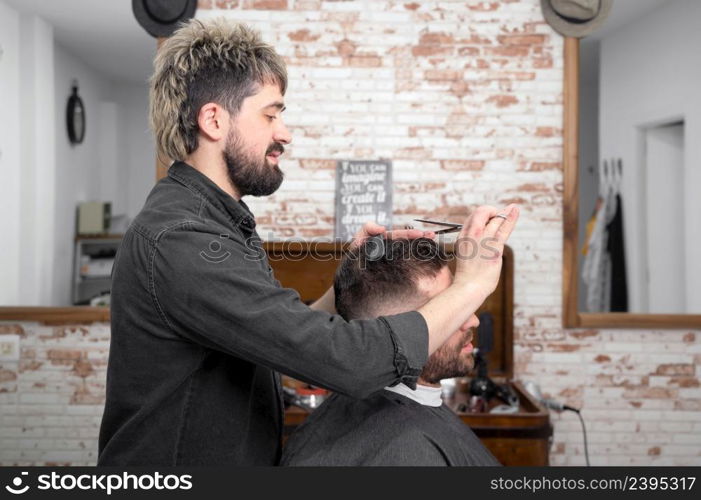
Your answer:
[0,0,155,306]
[577,0,701,314]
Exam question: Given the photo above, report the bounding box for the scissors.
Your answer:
[414,214,508,234]
[413,219,462,234]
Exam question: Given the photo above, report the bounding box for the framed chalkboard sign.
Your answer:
[334,159,393,241]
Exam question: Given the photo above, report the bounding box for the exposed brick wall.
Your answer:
[517,329,701,465]
[1,0,699,466]
[0,323,109,466]
[201,0,564,241]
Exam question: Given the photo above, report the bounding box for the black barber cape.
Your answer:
[281,391,500,466]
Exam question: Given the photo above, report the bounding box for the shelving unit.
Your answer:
[72,235,122,305]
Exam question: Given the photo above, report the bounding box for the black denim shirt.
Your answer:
[98,162,429,466]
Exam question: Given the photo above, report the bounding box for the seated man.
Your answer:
[281,237,499,466]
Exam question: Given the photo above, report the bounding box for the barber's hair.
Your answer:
[149,18,288,161]
[334,238,449,321]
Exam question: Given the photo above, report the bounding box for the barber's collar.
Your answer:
[168,161,257,232]
[385,383,443,407]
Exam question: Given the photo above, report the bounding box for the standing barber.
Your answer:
[98,18,519,465]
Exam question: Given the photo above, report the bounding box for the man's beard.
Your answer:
[223,129,284,197]
[420,329,475,384]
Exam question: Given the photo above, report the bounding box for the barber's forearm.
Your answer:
[309,286,336,313]
[418,282,487,354]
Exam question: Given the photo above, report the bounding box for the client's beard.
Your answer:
[419,329,475,384]
[223,129,284,197]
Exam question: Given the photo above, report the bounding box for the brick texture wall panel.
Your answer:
[0,323,107,465]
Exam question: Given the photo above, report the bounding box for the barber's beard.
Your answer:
[419,329,475,385]
[223,129,284,197]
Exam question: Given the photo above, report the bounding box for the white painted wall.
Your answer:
[0,0,154,306]
[599,0,701,313]
[98,102,122,213]
[0,5,56,306]
[52,49,153,305]
[111,84,155,221]
[53,43,118,306]
[19,14,56,307]
[645,123,685,313]
[0,2,22,304]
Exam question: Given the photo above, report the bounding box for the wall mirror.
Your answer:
[0,0,154,319]
[563,0,701,328]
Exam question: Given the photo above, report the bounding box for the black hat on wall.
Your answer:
[132,0,198,38]
[541,0,613,38]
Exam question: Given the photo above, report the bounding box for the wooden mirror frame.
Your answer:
[562,38,701,329]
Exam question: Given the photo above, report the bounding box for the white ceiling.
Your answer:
[3,0,156,85]
[588,0,673,41]
[3,0,677,84]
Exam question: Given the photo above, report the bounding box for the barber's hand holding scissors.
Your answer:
[453,204,520,299]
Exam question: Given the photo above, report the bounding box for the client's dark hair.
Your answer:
[334,237,449,320]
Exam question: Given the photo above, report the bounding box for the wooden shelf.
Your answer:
[0,306,109,324]
[74,234,123,241]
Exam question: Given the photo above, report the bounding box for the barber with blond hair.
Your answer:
[98,18,519,466]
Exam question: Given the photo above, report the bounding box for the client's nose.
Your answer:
[459,314,479,332]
